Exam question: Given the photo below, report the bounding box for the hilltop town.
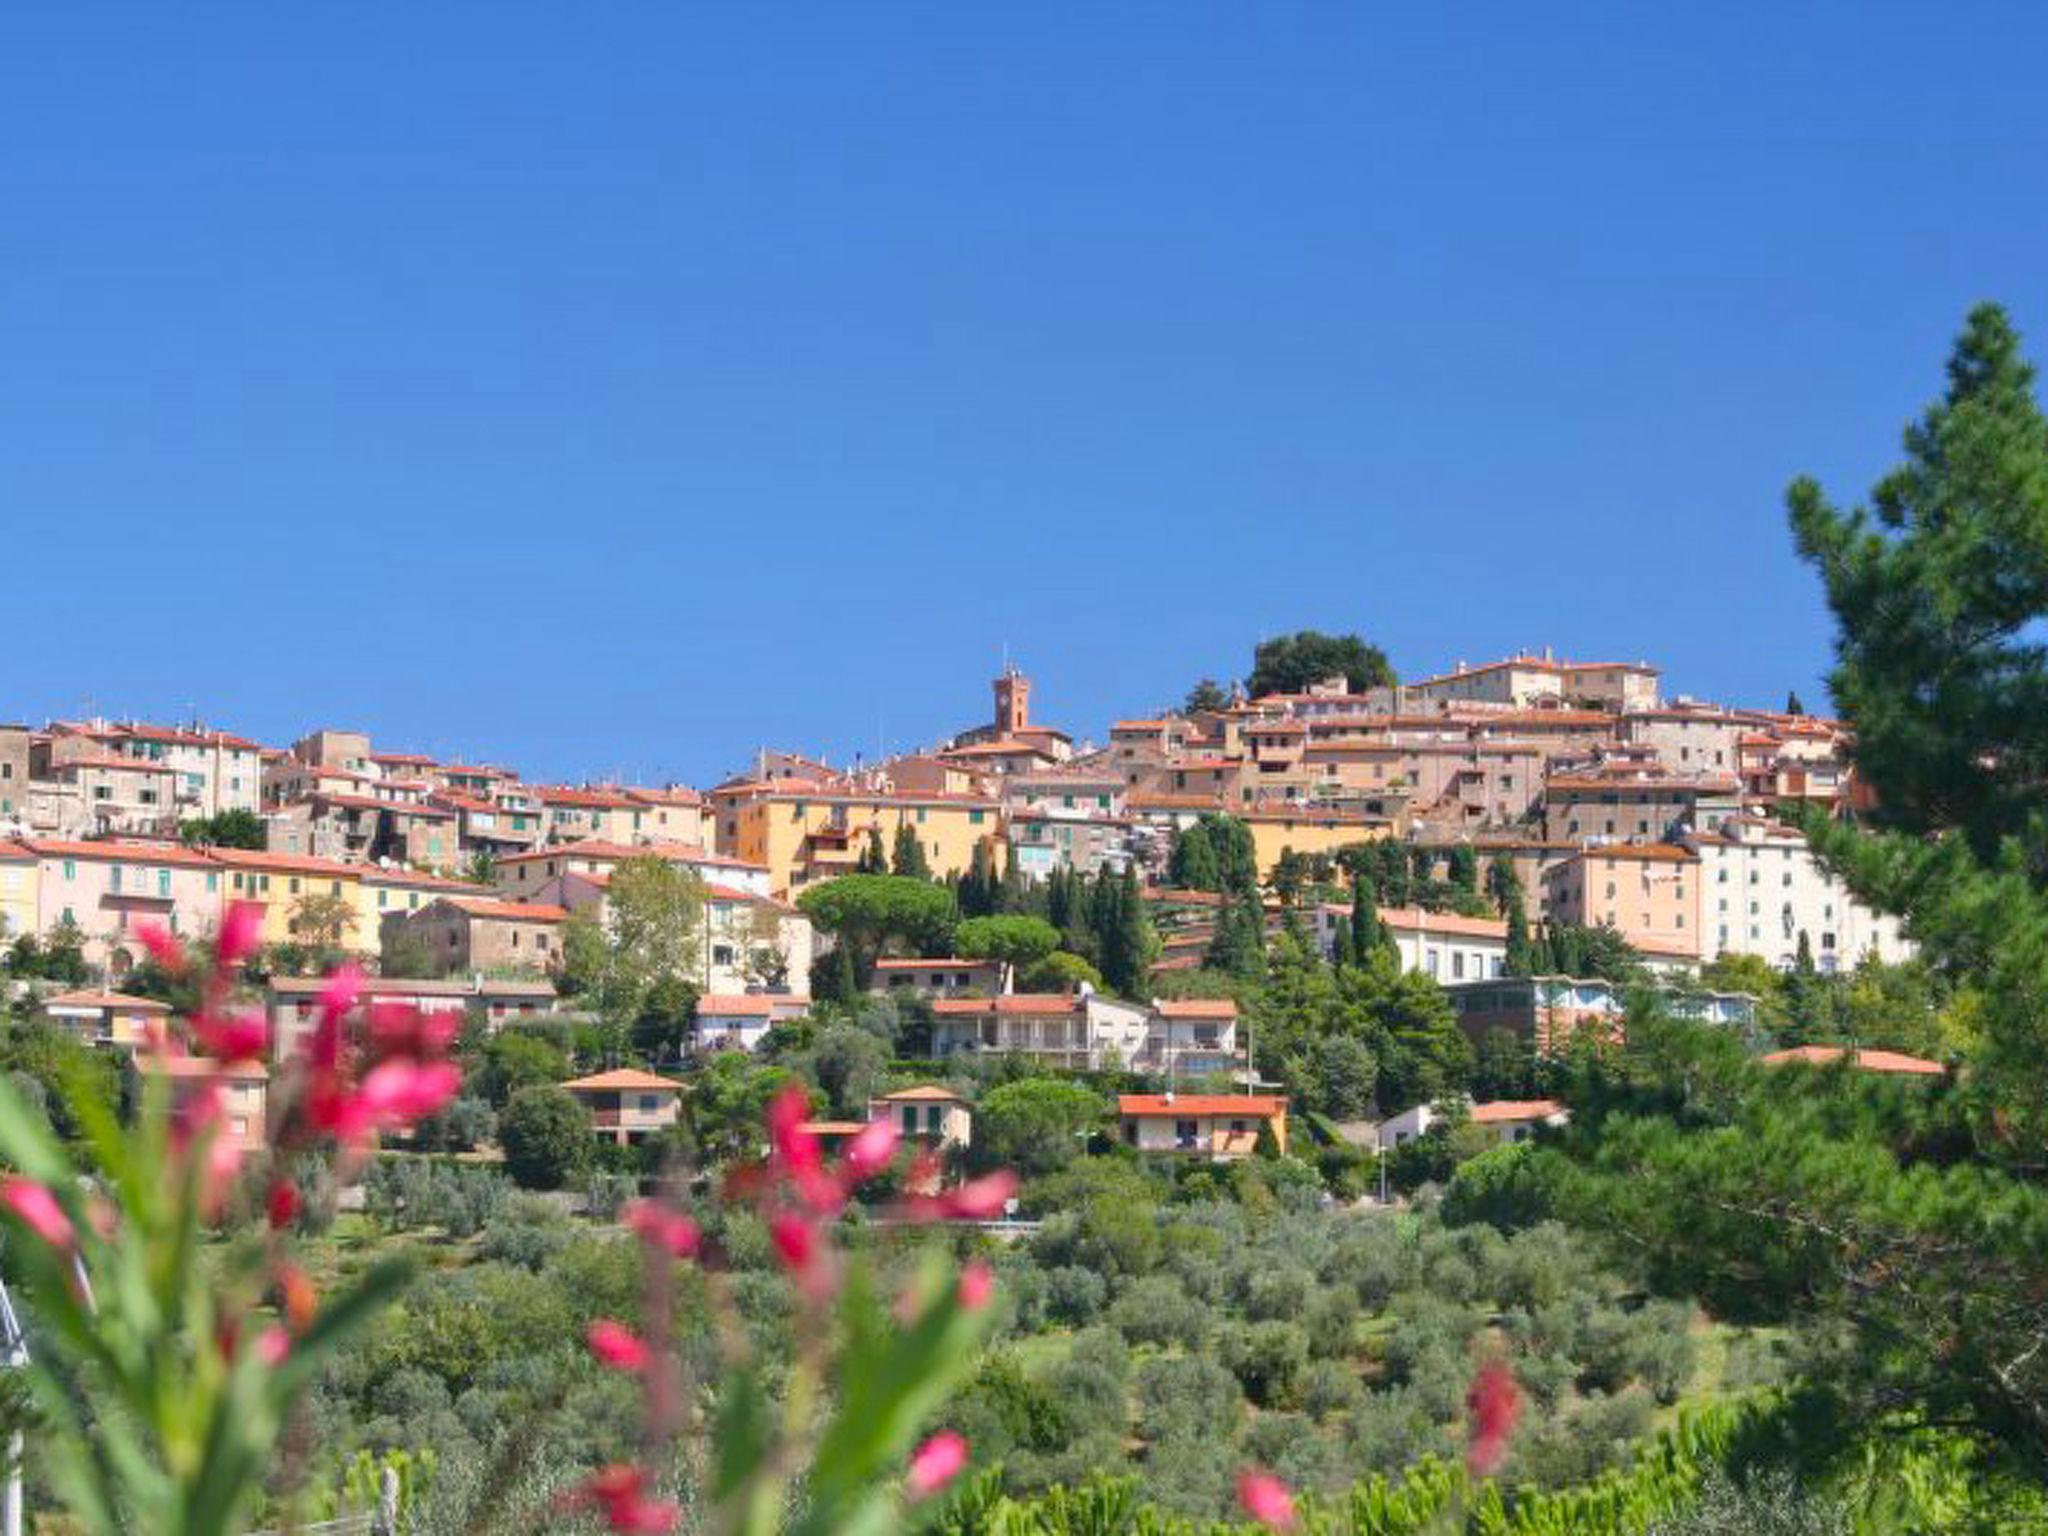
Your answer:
[0,640,1912,1140]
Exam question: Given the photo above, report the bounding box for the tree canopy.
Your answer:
[1245,631,1396,698]
[796,874,957,985]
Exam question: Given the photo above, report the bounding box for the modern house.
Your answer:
[560,1068,684,1145]
[1117,1093,1288,1161]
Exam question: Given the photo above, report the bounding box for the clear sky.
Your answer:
[5,5,2045,784]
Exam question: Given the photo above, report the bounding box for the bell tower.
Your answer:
[993,665,1030,735]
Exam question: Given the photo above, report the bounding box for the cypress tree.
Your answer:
[857,827,888,875]
[1504,901,1534,976]
[892,822,931,880]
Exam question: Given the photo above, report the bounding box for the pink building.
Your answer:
[25,838,225,976]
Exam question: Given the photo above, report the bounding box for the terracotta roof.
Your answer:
[23,838,220,869]
[877,1085,968,1102]
[873,957,992,970]
[206,848,363,878]
[1374,906,1509,939]
[797,1120,867,1136]
[1556,843,1696,865]
[1469,1098,1565,1124]
[1759,1045,1944,1076]
[1119,1094,1285,1117]
[1152,999,1238,1019]
[562,1068,683,1092]
[537,785,642,810]
[697,993,802,1016]
[930,993,1082,1015]
[50,752,178,774]
[438,896,568,922]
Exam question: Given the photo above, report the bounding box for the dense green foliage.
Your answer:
[1246,631,1397,699]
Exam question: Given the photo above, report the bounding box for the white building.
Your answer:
[1688,816,1910,973]
[1314,904,1509,984]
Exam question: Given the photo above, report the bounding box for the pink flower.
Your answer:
[1,1177,74,1250]
[1238,1469,1297,1530]
[624,1200,701,1258]
[587,1320,651,1372]
[906,1430,969,1499]
[267,1179,301,1230]
[947,1171,1017,1219]
[958,1260,995,1312]
[217,901,264,966]
[134,919,186,973]
[839,1117,899,1182]
[1465,1362,1522,1476]
[192,1011,269,1063]
[767,1081,820,1173]
[573,1465,678,1534]
[769,1211,816,1274]
[317,964,363,1037]
[255,1326,291,1367]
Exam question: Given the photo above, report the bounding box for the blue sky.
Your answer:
[5,5,2045,784]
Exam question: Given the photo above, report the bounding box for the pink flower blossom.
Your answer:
[769,1211,817,1274]
[267,1180,301,1230]
[192,1011,269,1063]
[839,1117,899,1182]
[134,919,186,973]
[1237,1469,1297,1530]
[1465,1362,1522,1476]
[216,901,264,966]
[316,1059,462,1140]
[940,1171,1018,1220]
[958,1260,995,1312]
[255,1327,291,1367]
[587,1320,651,1372]
[623,1200,701,1258]
[767,1081,820,1173]
[317,964,363,1037]
[906,1430,969,1499]
[0,1177,74,1250]
[574,1465,678,1534]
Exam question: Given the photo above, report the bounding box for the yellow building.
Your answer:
[0,841,38,945]
[710,784,1002,896]
[205,849,365,950]
[1241,807,1396,876]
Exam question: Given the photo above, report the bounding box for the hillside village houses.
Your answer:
[0,652,1908,1090]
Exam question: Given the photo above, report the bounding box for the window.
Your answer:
[63,860,75,880]
[157,870,170,898]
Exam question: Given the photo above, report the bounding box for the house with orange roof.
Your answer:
[143,1055,269,1151]
[708,781,1002,896]
[24,838,227,975]
[206,848,366,951]
[537,785,649,845]
[48,720,264,818]
[1118,1092,1287,1161]
[39,988,171,1049]
[1375,1096,1568,1152]
[561,1067,684,1145]
[383,895,568,977]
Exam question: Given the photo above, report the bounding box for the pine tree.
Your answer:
[1168,821,1221,891]
[891,822,931,880]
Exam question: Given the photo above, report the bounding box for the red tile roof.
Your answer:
[439,896,569,923]
[1759,1045,1944,1076]
[930,993,1083,1015]
[562,1068,683,1092]
[1118,1094,1285,1117]
[1469,1098,1565,1124]
[1153,999,1239,1019]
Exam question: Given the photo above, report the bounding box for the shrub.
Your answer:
[499,1086,593,1190]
